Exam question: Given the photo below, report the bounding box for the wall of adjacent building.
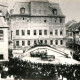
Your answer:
[0,28,8,60]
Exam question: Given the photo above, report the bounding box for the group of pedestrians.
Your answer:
[7,57,80,80]
[30,51,47,58]
[56,64,80,80]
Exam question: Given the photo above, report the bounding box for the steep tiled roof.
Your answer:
[49,3,65,16]
[66,20,77,28]
[13,2,30,15]
[68,22,80,32]
[11,0,65,17]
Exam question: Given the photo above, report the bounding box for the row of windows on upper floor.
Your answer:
[16,39,63,46]
[16,29,64,36]
[14,17,64,24]
[20,7,57,15]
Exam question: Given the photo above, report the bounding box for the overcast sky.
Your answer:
[1,0,80,23]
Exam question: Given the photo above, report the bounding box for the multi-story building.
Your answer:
[0,14,9,61]
[0,17,9,61]
[66,21,80,50]
[66,20,77,48]
[10,0,66,56]
[0,2,9,61]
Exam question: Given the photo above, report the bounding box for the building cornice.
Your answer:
[0,27,9,28]
[10,14,65,18]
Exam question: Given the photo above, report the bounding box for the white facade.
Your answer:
[10,0,66,55]
[0,17,9,61]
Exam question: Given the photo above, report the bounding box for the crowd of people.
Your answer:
[8,58,57,79]
[56,64,80,80]
[7,57,80,80]
[30,51,47,58]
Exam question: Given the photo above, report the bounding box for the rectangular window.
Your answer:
[70,32,72,36]
[16,41,19,46]
[27,30,30,35]
[0,54,3,59]
[55,40,58,45]
[0,30,3,37]
[44,30,47,35]
[60,18,62,23]
[60,29,63,35]
[34,40,37,45]
[55,30,58,35]
[50,40,53,45]
[22,41,25,46]
[39,10,41,14]
[45,40,47,44]
[60,40,63,45]
[50,31,53,35]
[40,40,43,44]
[16,30,19,36]
[55,18,57,23]
[44,20,46,23]
[23,17,24,20]
[22,30,25,35]
[28,40,30,45]
[0,30,4,41]
[39,30,42,35]
[34,30,36,35]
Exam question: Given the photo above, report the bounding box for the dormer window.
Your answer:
[20,7,25,14]
[52,9,57,15]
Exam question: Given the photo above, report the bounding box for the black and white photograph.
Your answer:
[0,0,80,80]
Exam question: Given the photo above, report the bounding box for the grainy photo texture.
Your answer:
[0,0,80,80]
